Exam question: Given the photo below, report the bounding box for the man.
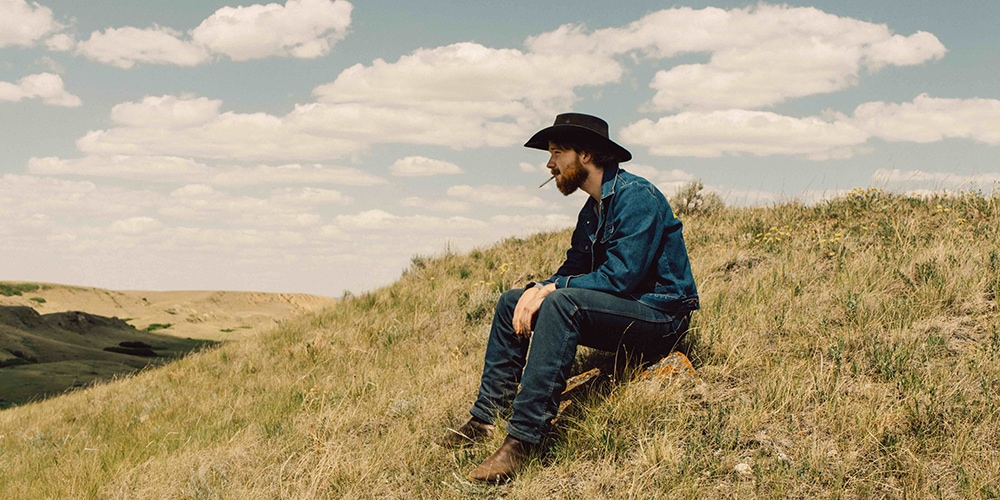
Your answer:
[441,113,700,482]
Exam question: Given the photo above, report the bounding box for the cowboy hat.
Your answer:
[524,112,631,163]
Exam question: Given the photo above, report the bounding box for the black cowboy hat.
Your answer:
[524,112,631,163]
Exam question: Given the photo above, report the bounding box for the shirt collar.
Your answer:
[599,164,620,200]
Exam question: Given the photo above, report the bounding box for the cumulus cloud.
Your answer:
[872,169,1000,191]
[0,73,81,107]
[624,164,696,195]
[854,94,1000,145]
[76,26,212,69]
[160,184,333,227]
[399,197,470,213]
[75,0,353,67]
[308,41,622,148]
[28,155,210,181]
[0,0,61,48]
[519,161,547,174]
[537,4,946,112]
[0,174,156,219]
[269,187,351,205]
[389,156,463,177]
[29,154,386,187]
[75,40,618,159]
[208,163,385,186]
[190,0,352,61]
[623,93,1000,159]
[622,110,869,159]
[76,95,364,161]
[110,217,164,235]
[447,184,558,209]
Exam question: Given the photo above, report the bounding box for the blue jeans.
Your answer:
[469,287,689,444]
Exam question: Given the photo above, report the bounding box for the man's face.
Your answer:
[547,142,588,196]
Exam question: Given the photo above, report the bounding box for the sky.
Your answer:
[2,0,999,298]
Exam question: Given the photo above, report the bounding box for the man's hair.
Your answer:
[549,132,618,169]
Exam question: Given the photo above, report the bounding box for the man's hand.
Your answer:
[513,283,557,338]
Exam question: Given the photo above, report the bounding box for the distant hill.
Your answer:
[0,282,337,341]
[0,305,214,408]
[0,283,337,408]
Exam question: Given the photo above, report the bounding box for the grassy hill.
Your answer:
[0,306,215,409]
[1,188,998,498]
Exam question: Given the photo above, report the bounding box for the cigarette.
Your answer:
[538,175,556,188]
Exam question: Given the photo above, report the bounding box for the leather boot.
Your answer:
[439,417,494,448]
[467,435,530,482]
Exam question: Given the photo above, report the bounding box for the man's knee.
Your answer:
[539,288,579,314]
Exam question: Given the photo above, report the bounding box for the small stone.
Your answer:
[735,462,752,476]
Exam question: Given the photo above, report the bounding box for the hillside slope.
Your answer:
[1,189,998,498]
[0,284,337,341]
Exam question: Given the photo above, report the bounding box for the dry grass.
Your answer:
[2,188,999,498]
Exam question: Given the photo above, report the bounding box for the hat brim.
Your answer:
[524,125,632,163]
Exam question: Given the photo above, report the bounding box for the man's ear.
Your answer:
[579,150,592,164]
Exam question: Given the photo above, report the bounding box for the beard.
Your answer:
[555,157,587,196]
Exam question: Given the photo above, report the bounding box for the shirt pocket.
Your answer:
[600,222,616,243]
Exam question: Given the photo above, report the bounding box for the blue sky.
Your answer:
[2,0,998,297]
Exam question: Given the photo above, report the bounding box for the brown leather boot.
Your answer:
[439,417,495,448]
[467,435,530,482]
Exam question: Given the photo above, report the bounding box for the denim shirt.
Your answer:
[541,165,700,314]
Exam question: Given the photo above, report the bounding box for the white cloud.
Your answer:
[0,174,156,219]
[44,33,74,52]
[76,95,363,161]
[623,94,1000,159]
[77,57,613,159]
[872,169,1000,191]
[28,155,210,181]
[190,0,352,61]
[308,41,622,148]
[0,0,60,48]
[400,197,470,213]
[447,184,557,209]
[0,73,81,107]
[111,95,222,128]
[72,0,352,69]
[29,154,386,187]
[389,156,463,177]
[161,184,329,227]
[519,161,547,174]
[854,94,1000,145]
[334,209,485,233]
[624,164,696,195]
[74,0,353,68]
[110,217,164,235]
[532,5,945,112]
[622,110,869,159]
[76,26,212,69]
[270,187,351,205]
[208,163,385,187]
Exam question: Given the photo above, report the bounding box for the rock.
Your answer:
[735,462,752,476]
[638,351,698,382]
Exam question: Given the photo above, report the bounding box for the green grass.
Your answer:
[1,188,999,498]
[144,323,173,332]
[0,283,40,297]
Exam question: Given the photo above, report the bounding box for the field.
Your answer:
[1,188,998,498]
